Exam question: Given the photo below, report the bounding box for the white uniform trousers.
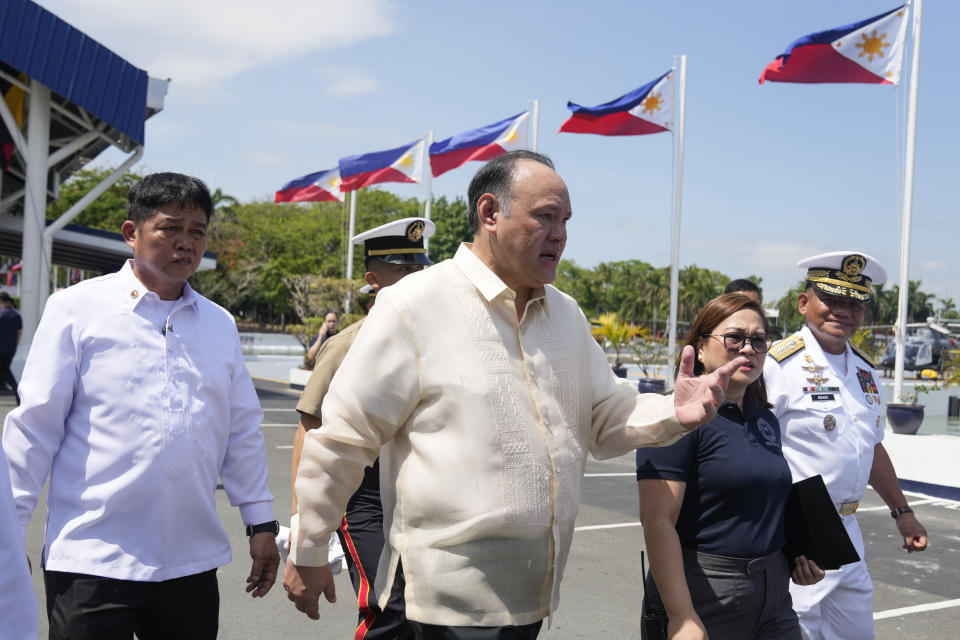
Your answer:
[789,515,874,640]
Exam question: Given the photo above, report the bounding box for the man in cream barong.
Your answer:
[284,150,746,639]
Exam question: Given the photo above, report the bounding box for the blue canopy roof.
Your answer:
[0,0,148,145]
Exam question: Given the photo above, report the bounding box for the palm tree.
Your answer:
[940,297,958,319]
[907,280,935,323]
[775,280,807,334]
[211,187,239,214]
[591,312,641,368]
[867,284,898,326]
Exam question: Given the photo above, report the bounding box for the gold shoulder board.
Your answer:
[849,341,875,368]
[769,333,805,363]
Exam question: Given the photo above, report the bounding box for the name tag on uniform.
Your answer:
[811,393,836,402]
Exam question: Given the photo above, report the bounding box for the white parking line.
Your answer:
[260,423,297,428]
[575,522,640,532]
[276,445,293,449]
[263,408,298,412]
[858,497,941,512]
[874,597,960,620]
[583,473,635,477]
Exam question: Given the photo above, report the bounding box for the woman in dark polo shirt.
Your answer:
[636,294,823,640]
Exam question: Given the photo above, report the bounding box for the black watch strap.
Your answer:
[890,506,913,519]
[246,520,280,537]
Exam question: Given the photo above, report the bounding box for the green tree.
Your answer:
[907,280,935,322]
[427,196,472,263]
[554,259,601,318]
[939,297,958,319]
[678,265,729,324]
[866,283,898,326]
[775,280,807,335]
[210,187,238,214]
[47,167,144,233]
[591,312,642,368]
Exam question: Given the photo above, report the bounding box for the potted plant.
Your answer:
[885,384,935,435]
[591,312,640,378]
[633,334,667,394]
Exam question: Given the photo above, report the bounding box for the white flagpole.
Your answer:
[422,131,434,252]
[893,0,923,403]
[344,189,358,313]
[530,99,540,152]
[666,55,687,389]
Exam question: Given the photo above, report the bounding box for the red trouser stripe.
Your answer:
[340,514,378,640]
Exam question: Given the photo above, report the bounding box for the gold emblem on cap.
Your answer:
[824,414,837,431]
[406,220,425,242]
[130,290,139,299]
[842,254,866,278]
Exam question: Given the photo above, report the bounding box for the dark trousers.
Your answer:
[338,478,413,640]
[0,351,17,397]
[44,569,219,640]
[410,621,543,639]
[642,548,800,640]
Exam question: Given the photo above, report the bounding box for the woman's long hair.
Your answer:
[673,293,771,409]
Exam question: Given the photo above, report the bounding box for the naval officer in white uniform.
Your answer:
[764,251,928,640]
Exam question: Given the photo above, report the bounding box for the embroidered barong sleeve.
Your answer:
[582,312,688,460]
[291,295,419,566]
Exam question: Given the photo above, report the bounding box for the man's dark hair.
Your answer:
[724,278,763,304]
[466,150,555,234]
[127,172,214,225]
[0,292,12,305]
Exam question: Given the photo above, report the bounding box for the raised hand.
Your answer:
[672,345,749,430]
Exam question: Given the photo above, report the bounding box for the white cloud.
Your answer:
[242,150,290,167]
[325,75,379,98]
[39,0,395,87]
[922,261,949,271]
[684,236,820,271]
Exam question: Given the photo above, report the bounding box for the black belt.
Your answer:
[681,547,786,575]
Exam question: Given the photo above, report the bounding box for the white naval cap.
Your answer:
[352,217,436,266]
[797,251,887,303]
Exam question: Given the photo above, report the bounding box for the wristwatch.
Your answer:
[245,520,280,537]
[890,506,913,519]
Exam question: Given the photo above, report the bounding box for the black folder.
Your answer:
[784,474,861,570]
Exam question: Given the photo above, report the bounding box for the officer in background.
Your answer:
[289,217,435,640]
[764,251,928,640]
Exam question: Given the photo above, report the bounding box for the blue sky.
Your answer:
[40,0,958,306]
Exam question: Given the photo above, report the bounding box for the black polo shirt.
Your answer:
[636,403,792,558]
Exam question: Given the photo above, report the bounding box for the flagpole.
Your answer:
[666,55,687,389]
[422,131,434,252]
[893,0,923,403]
[345,190,358,313]
[530,99,540,152]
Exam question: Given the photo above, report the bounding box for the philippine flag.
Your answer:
[338,139,425,192]
[759,5,908,85]
[559,71,672,136]
[429,112,529,178]
[275,167,344,203]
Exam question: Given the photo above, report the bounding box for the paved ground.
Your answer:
[6,380,960,638]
